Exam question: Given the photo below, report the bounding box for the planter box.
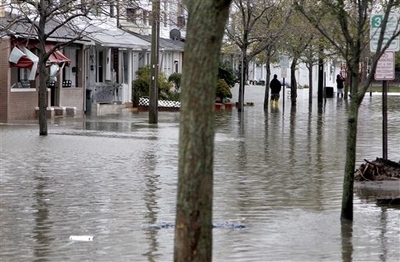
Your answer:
[224,103,233,110]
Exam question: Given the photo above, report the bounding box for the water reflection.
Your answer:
[379,207,388,262]
[33,175,53,262]
[341,221,353,262]
[142,147,160,262]
[236,112,247,168]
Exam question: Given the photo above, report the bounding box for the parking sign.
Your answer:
[370,14,400,52]
[374,51,395,81]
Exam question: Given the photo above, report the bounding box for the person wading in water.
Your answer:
[269,74,282,107]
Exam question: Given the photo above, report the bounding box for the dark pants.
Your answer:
[271,93,280,101]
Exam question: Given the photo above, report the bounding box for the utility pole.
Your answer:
[317,43,324,106]
[149,0,160,124]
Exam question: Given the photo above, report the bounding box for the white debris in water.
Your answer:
[69,235,93,241]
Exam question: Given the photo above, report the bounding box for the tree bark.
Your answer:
[307,64,312,105]
[38,53,48,136]
[38,0,48,136]
[263,56,271,110]
[340,71,360,221]
[174,1,232,261]
[290,58,297,106]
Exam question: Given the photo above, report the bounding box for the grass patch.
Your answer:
[368,85,400,92]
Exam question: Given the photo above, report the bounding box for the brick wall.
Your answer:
[9,90,38,120]
[60,87,84,114]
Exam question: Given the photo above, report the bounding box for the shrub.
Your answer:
[132,65,174,106]
[216,79,232,102]
[168,72,182,91]
[132,78,148,106]
[218,61,236,88]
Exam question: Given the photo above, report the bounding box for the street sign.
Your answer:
[370,14,400,52]
[374,51,395,81]
[281,68,287,78]
[279,55,289,68]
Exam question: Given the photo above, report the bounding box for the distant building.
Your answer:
[117,0,187,40]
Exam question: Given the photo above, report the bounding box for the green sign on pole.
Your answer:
[370,14,400,52]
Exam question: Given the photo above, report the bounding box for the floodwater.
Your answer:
[1,86,399,262]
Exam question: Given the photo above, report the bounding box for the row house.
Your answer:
[0,16,86,122]
[116,0,187,40]
[0,0,186,122]
[80,19,151,111]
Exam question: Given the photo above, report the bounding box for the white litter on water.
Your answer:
[69,235,94,241]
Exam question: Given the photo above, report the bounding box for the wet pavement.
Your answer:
[1,86,399,261]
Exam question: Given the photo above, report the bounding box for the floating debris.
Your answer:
[212,222,246,230]
[142,222,175,229]
[69,235,94,241]
[355,158,400,181]
[376,197,400,206]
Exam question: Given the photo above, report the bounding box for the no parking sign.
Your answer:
[374,51,395,81]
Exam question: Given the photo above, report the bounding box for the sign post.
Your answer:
[374,51,394,160]
[376,52,394,160]
[370,13,399,160]
[279,55,289,109]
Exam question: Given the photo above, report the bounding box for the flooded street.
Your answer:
[1,86,399,261]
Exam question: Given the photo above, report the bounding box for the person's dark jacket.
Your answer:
[270,78,282,94]
[336,74,344,89]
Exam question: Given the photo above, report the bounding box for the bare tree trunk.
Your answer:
[238,48,248,112]
[38,0,48,136]
[308,65,313,104]
[174,1,232,261]
[340,71,360,221]
[290,58,297,106]
[263,57,271,110]
[38,56,48,136]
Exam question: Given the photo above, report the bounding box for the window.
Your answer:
[163,1,168,27]
[121,52,129,84]
[98,51,103,82]
[126,8,139,23]
[14,68,32,88]
[19,68,30,82]
[62,47,79,87]
[177,1,186,27]
[143,10,149,25]
[110,3,115,17]
[112,48,119,82]
[163,12,167,27]
[177,16,185,28]
[10,68,32,89]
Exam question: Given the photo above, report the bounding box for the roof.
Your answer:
[77,19,151,50]
[121,29,185,52]
[1,16,151,50]
[0,16,84,43]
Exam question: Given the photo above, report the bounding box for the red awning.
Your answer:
[45,44,71,66]
[10,56,34,68]
[9,46,34,68]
